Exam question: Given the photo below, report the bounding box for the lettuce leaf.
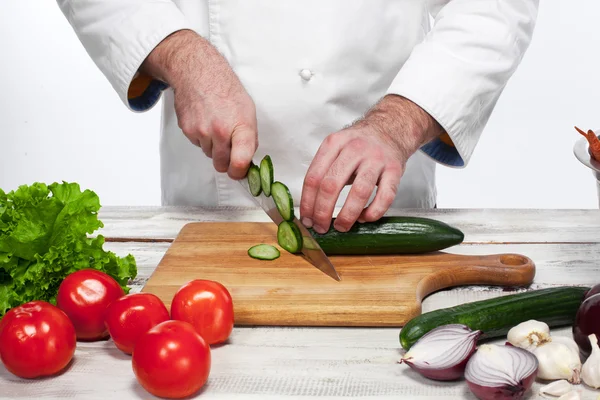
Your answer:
[0,182,137,317]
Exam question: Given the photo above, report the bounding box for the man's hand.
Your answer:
[140,29,257,180]
[300,95,444,234]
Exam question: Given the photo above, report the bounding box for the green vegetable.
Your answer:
[271,181,294,221]
[309,216,464,255]
[260,155,274,197]
[247,163,262,196]
[277,221,303,253]
[248,244,280,260]
[0,182,137,317]
[399,286,590,350]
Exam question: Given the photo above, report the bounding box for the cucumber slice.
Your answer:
[260,155,274,196]
[271,181,294,221]
[277,221,303,254]
[248,244,280,260]
[247,163,262,196]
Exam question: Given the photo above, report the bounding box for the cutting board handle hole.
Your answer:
[499,254,529,266]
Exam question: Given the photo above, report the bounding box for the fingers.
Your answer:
[308,140,365,233]
[300,133,347,230]
[228,124,258,180]
[181,116,256,179]
[359,166,402,223]
[179,113,215,158]
[210,120,232,173]
[196,136,213,158]
[333,163,383,232]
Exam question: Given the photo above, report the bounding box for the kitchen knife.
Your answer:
[238,176,341,281]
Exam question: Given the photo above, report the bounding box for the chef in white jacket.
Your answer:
[56,1,538,234]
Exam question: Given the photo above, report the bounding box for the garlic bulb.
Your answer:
[534,341,582,383]
[507,319,551,351]
[552,336,581,360]
[582,333,600,388]
[539,380,572,397]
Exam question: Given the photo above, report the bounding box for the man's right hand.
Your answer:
[140,29,258,180]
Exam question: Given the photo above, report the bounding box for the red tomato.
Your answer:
[104,293,170,354]
[56,269,125,340]
[170,279,234,345]
[132,320,211,399]
[0,301,76,378]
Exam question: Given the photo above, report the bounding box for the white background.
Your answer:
[1,1,598,209]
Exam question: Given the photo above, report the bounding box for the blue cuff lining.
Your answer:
[128,80,169,112]
[421,137,464,167]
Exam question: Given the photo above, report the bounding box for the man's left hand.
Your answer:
[300,95,444,234]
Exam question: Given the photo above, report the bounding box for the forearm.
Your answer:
[140,30,202,88]
[140,27,257,179]
[140,29,230,94]
[356,95,445,160]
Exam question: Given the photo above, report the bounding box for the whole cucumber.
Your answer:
[309,216,464,255]
[399,286,590,350]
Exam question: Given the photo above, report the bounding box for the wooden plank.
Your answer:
[96,207,600,243]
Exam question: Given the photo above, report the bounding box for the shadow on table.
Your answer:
[130,379,211,399]
[0,357,76,397]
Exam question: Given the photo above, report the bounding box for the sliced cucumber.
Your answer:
[248,244,280,260]
[309,216,464,255]
[260,155,274,196]
[271,181,294,221]
[247,163,262,196]
[277,221,303,254]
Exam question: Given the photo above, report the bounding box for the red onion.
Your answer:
[465,344,538,400]
[584,284,600,300]
[399,324,481,381]
[573,293,600,358]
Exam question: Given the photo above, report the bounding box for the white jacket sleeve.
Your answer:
[387,0,539,168]
[56,0,194,112]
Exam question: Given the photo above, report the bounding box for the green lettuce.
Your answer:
[0,182,137,317]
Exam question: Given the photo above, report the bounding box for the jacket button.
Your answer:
[299,69,313,81]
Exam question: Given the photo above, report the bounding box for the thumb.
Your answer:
[228,124,258,180]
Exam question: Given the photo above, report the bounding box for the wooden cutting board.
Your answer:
[142,222,536,327]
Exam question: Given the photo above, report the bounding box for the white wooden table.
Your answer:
[2,207,600,400]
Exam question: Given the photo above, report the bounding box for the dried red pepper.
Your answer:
[575,126,600,161]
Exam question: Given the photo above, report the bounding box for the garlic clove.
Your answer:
[534,341,582,384]
[539,380,572,398]
[557,391,580,400]
[507,319,551,351]
[581,333,600,389]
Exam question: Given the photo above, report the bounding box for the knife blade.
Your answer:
[238,177,341,281]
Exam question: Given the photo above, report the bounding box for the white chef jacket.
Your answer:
[56,0,538,209]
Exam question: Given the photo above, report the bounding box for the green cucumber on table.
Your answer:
[309,216,464,255]
[399,286,590,350]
